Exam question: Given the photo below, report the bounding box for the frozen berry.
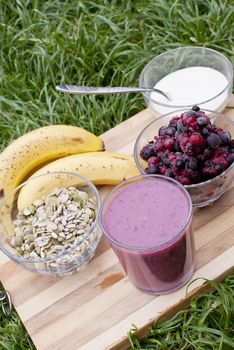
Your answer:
[140,107,233,185]
[140,143,155,161]
[207,133,221,149]
[202,128,209,137]
[178,176,191,185]
[146,165,159,174]
[169,119,179,128]
[177,124,189,134]
[154,139,165,152]
[203,148,213,159]
[184,110,199,118]
[174,142,182,152]
[176,159,185,169]
[197,116,209,127]
[187,158,198,170]
[164,169,173,177]
[147,157,159,166]
[183,115,198,130]
[228,153,234,164]
[214,164,224,174]
[159,126,167,136]
[161,153,171,166]
[189,133,205,148]
[164,138,174,150]
[217,130,231,144]
[202,166,217,178]
[165,127,176,137]
[190,171,202,183]
[159,166,167,175]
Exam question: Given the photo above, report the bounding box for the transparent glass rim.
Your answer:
[0,171,101,264]
[133,108,234,189]
[99,174,193,252]
[139,46,233,108]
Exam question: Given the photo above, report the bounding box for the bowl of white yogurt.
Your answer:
[139,46,233,115]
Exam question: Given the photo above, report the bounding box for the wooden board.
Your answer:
[1,97,234,350]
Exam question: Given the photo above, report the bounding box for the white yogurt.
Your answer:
[150,67,229,115]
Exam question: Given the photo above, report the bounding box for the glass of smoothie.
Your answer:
[99,175,195,294]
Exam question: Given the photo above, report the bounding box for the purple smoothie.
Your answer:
[102,176,195,294]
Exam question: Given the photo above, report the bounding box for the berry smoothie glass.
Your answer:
[99,175,195,294]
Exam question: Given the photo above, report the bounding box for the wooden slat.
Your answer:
[0,97,234,350]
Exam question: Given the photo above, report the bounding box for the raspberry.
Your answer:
[211,156,229,169]
[176,133,190,149]
[147,157,159,166]
[164,137,174,150]
[183,115,198,130]
[154,139,165,152]
[159,166,167,175]
[202,166,217,178]
[189,133,205,148]
[178,176,191,185]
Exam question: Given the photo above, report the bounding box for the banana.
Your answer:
[17,152,140,210]
[0,125,104,202]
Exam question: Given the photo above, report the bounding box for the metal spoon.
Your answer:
[56,85,170,100]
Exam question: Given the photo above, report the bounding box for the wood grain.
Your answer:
[0,98,234,350]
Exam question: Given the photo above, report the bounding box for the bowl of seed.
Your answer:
[0,171,101,277]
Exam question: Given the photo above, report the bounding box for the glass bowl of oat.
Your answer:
[0,171,101,277]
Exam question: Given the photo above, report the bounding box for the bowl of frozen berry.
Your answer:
[134,106,234,207]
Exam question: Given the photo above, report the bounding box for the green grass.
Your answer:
[128,276,234,350]
[0,0,234,150]
[0,0,233,348]
[0,285,35,350]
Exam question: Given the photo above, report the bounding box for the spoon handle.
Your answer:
[56,85,169,99]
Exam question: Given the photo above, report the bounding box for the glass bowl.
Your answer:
[139,46,233,115]
[0,171,101,277]
[134,109,234,208]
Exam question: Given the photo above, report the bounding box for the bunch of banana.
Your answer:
[0,124,139,219]
[0,125,104,203]
[17,152,140,209]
